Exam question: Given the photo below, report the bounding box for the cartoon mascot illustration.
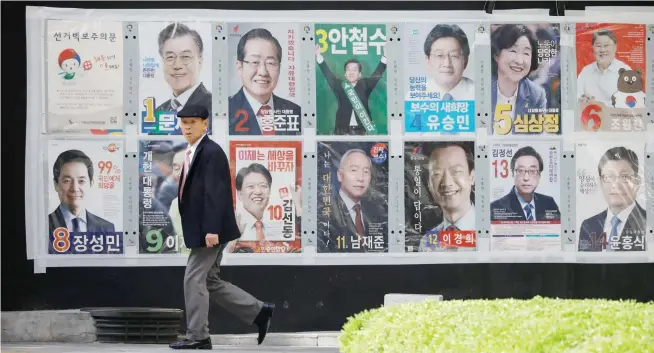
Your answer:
[58,48,81,80]
[611,68,646,109]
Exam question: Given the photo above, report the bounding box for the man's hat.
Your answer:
[177,104,209,119]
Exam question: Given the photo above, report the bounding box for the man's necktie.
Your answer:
[445,224,459,231]
[353,204,365,237]
[258,105,275,136]
[255,220,265,241]
[72,217,80,233]
[171,98,181,111]
[524,204,534,221]
[607,215,621,251]
[442,93,454,101]
[179,148,191,200]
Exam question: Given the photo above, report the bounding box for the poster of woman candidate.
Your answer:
[575,23,647,133]
[314,24,388,136]
[403,23,476,135]
[227,24,303,136]
[489,141,562,251]
[227,141,302,253]
[490,23,561,136]
[404,141,477,252]
[316,141,389,253]
[138,140,189,254]
[47,140,124,255]
[46,20,123,134]
[575,142,647,252]
[138,22,213,135]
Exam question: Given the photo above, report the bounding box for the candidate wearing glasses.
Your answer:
[490,146,560,221]
[229,28,301,135]
[578,147,646,252]
[155,23,212,116]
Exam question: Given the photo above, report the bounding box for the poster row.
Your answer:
[45,21,653,136]
[45,138,653,256]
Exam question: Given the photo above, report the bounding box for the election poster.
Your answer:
[403,23,476,135]
[227,23,303,136]
[314,24,388,135]
[227,141,302,253]
[138,140,189,254]
[47,140,124,255]
[575,142,647,252]
[138,22,213,135]
[316,141,389,253]
[46,20,123,134]
[490,23,561,136]
[404,141,477,252]
[489,141,562,251]
[575,23,647,132]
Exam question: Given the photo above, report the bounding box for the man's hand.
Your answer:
[205,233,220,247]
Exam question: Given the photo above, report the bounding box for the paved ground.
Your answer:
[1,343,341,352]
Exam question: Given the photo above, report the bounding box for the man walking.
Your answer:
[169,104,275,350]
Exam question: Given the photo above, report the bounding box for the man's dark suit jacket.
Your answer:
[228,87,301,135]
[155,82,213,117]
[490,186,560,221]
[319,192,387,253]
[177,136,240,248]
[317,60,386,135]
[578,202,646,252]
[48,206,115,236]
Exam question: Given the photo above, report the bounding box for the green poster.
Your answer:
[314,24,388,135]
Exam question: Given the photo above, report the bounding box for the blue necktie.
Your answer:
[607,216,621,251]
[72,217,80,233]
[442,93,453,101]
[524,204,534,221]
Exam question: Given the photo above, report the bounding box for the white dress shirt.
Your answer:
[339,189,365,231]
[243,88,275,132]
[577,59,631,107]
[496,85,518,121]
[515,188,536,220]
[602,201,637,250]
[170,83,200,112]
[419,204,476,252]
[59,204,88,232]
[238,209,274,241]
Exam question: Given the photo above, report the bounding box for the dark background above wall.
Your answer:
[3,1,654,334]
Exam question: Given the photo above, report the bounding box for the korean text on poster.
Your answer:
[138,140,189,254]
[489,142,562,251]
[576,23,647,133]
[404,141,477,252]
[314,24,388,135]
[404,23,476,134]
[575,142,647,251]
[316,141,389,252]
[47,140,124,255]
[490,23,561,136]
[227,24,303,136]
[227,141,302,253]
[47,20,124,134]
[139,22,213,135]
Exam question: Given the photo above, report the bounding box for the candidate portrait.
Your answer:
[48,150,115,238]
[578,146,646,252]
[229,28,301,136]
[490,146,560,221]
[155,23,212,116]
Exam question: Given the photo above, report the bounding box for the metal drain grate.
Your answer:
[82,307,184,344]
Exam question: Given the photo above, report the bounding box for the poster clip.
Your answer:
[484,0,496,14]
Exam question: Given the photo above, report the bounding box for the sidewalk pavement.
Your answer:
[1,343,341,352]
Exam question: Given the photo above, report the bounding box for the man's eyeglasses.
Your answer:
[514,169,540,177]
[242,60,280,71]
[600,174,635,183]
[164,54,195,66]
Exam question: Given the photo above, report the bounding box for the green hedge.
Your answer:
[339,296,654,353]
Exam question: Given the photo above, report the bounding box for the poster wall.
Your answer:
[575,23,647,132]
[314,23,388,135]
[138,21,213,135]
[316,141,389,252]
[47,140,124,255]
[403,23,477,134]
[489,141,562,251]
[227,23,303,136]
[490,23,561,136]
[575,142,647,252]
[228,141,303,253]
[404,141,477,252]
[46,20,124,134]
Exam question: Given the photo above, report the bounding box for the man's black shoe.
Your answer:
[169,337,212,350]
[253,303,275,345]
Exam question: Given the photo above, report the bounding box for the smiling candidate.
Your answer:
[155,23,212,116]
[229,28,301,136]
[234,163,275,241]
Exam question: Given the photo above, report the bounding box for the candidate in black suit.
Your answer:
[155,23,212,117]
[229,28,301,136]
[169,105,274,350]
[578,146,646,252]
[315,44,387,135]
[490,146,560,221]
[48,150,115,246]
